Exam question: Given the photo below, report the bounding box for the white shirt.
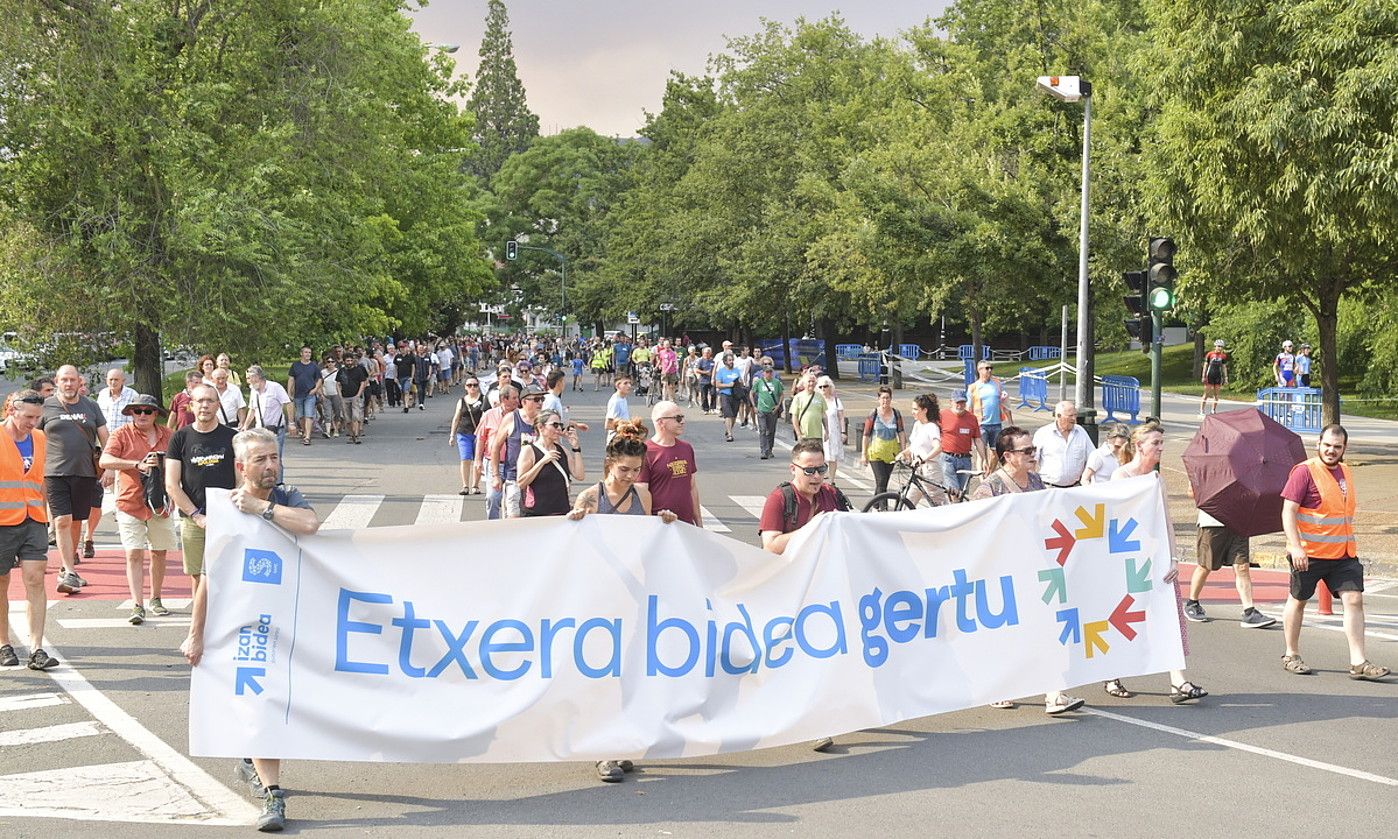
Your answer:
[908,419,941,461]
[605,392,629,440]
[97,385,139,431]
[249,381,292,429]
[1033,422,1094,486]
[1084,442,1118,485]
[214,383,247,427]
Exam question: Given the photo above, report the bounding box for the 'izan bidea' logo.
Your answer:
[242,548,283,585]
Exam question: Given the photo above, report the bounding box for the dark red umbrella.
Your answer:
[1181,408,1307,537]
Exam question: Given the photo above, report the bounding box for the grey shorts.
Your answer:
[0,519,49,571]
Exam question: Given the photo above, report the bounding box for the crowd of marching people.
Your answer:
[0,328,1389,832]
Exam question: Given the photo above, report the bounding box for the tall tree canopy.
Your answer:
[466,0,540,184]
[0,0,491,393]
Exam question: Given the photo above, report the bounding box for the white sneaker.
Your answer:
[1046,695,1086,715]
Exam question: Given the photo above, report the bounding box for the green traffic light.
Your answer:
[1148,286,1174,311]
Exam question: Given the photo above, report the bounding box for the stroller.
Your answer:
[635,361,657,404]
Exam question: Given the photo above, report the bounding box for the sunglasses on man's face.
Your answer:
[130,408,157,416]
[795,463,830,476]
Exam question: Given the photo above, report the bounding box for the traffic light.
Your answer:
[1147,237,1176,312]
[1122,270,1150,353]
[505,240,518,261]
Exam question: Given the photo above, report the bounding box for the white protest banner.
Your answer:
[190,476,1184,763]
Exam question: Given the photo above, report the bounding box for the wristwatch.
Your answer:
[571,447,582,453]
[260,501,277,521]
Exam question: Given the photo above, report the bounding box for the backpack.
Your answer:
[760,482,853,535]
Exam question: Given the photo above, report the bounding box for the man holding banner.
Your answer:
[181,428,320,833]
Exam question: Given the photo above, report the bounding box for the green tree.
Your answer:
[466,0,540,184]
[0,1,490,395]
[1145,0,1398,423]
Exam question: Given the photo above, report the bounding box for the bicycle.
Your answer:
[862,460,982,511]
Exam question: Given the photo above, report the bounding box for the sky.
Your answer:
[410,0,953,137]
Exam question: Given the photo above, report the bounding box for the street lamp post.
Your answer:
[1036,75,1095,436]
[508,239,569,330]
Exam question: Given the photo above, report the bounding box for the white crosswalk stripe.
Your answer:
[730,495,769,519]
[321,493,385,529]
[0,721,103,746]
[699,506,730,532]
[0,692,70,713]
[414,493,464,525]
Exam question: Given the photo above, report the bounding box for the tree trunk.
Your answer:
[1192,328,1204,380]
[133,322,163,399]
[820,316,839,381]
[1317,281,1342,426]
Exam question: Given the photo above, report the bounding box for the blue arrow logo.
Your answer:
[1108,517,1140,553]
[1056,608,1081,646]
[235,666,266,696]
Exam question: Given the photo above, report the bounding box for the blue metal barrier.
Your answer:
[1257,387,1326,434]
[895,343,922,360]
[1101,375,1141,423]
[836,343,863,360]
[1016,367,1051,412]
[789,339,827,369]
[958,344,992,360]
[758,342,785,366]
[857,353,882,383]
[1028,346,1061,361]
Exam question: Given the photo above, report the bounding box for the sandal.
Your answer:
[1349,660,1391,681]
[1103,679,1135,698]
[989,700,1016,710]
[1281,654,1312,675]
[1170,681,1208,704]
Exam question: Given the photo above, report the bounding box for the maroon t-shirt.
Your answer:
[759,483,841,534]
[169,390,195,429]
[640,439,698,525]
[1281,461,1348,510]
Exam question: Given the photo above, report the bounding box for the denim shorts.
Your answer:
[294,394,318,419]
[942,453,973,492]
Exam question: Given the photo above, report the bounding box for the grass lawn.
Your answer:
[161,362,293,403]
[992,345,1398,421]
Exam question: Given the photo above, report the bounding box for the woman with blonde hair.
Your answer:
[515,410,585,517]
[1104,421,1208,704]
[815,375,846,484]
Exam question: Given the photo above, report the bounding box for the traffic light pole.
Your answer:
[512,243,568,327]
[1151,310,1163,419]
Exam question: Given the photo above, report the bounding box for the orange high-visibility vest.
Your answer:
[1295,457,1357,559]
[0,428,48,526]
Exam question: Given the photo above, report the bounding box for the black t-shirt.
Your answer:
[414,355,433,382]
[337,364,368,398]
[167,423,238,511]
[396,352,416,378]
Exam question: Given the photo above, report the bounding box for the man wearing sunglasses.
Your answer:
[638,400,702,527]
[759,438,848,556]
[100,394,175,624]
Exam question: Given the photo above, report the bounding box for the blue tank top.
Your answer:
[595,482,645,515]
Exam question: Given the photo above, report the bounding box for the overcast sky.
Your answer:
[410,1,953,137]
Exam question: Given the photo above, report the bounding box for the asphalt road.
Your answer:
[2,376,1396,837]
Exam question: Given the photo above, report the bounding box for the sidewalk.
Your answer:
[825,358,1398,575]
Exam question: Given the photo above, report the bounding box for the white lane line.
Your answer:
[57,617,192,630]
[699,506,730,533]
[0,760,228,824]
[731,495,770,520]
[0,721,102,746]
[320,493,385,530]
[117,598,192,610]
[0,692,70,712]
[37,643,260,824]
[414,493,464,526]
[1084,708,1398,787]
[1257,609,1398,642]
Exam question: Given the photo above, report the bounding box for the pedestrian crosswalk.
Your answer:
[0,610,261,825]
[300,490,858,540]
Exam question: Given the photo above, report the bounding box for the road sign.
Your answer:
[627,312,640,325]
[659,303,676,312]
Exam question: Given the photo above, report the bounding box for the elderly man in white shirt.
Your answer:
[1033,400,1094,488]
[96,368,139,432]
